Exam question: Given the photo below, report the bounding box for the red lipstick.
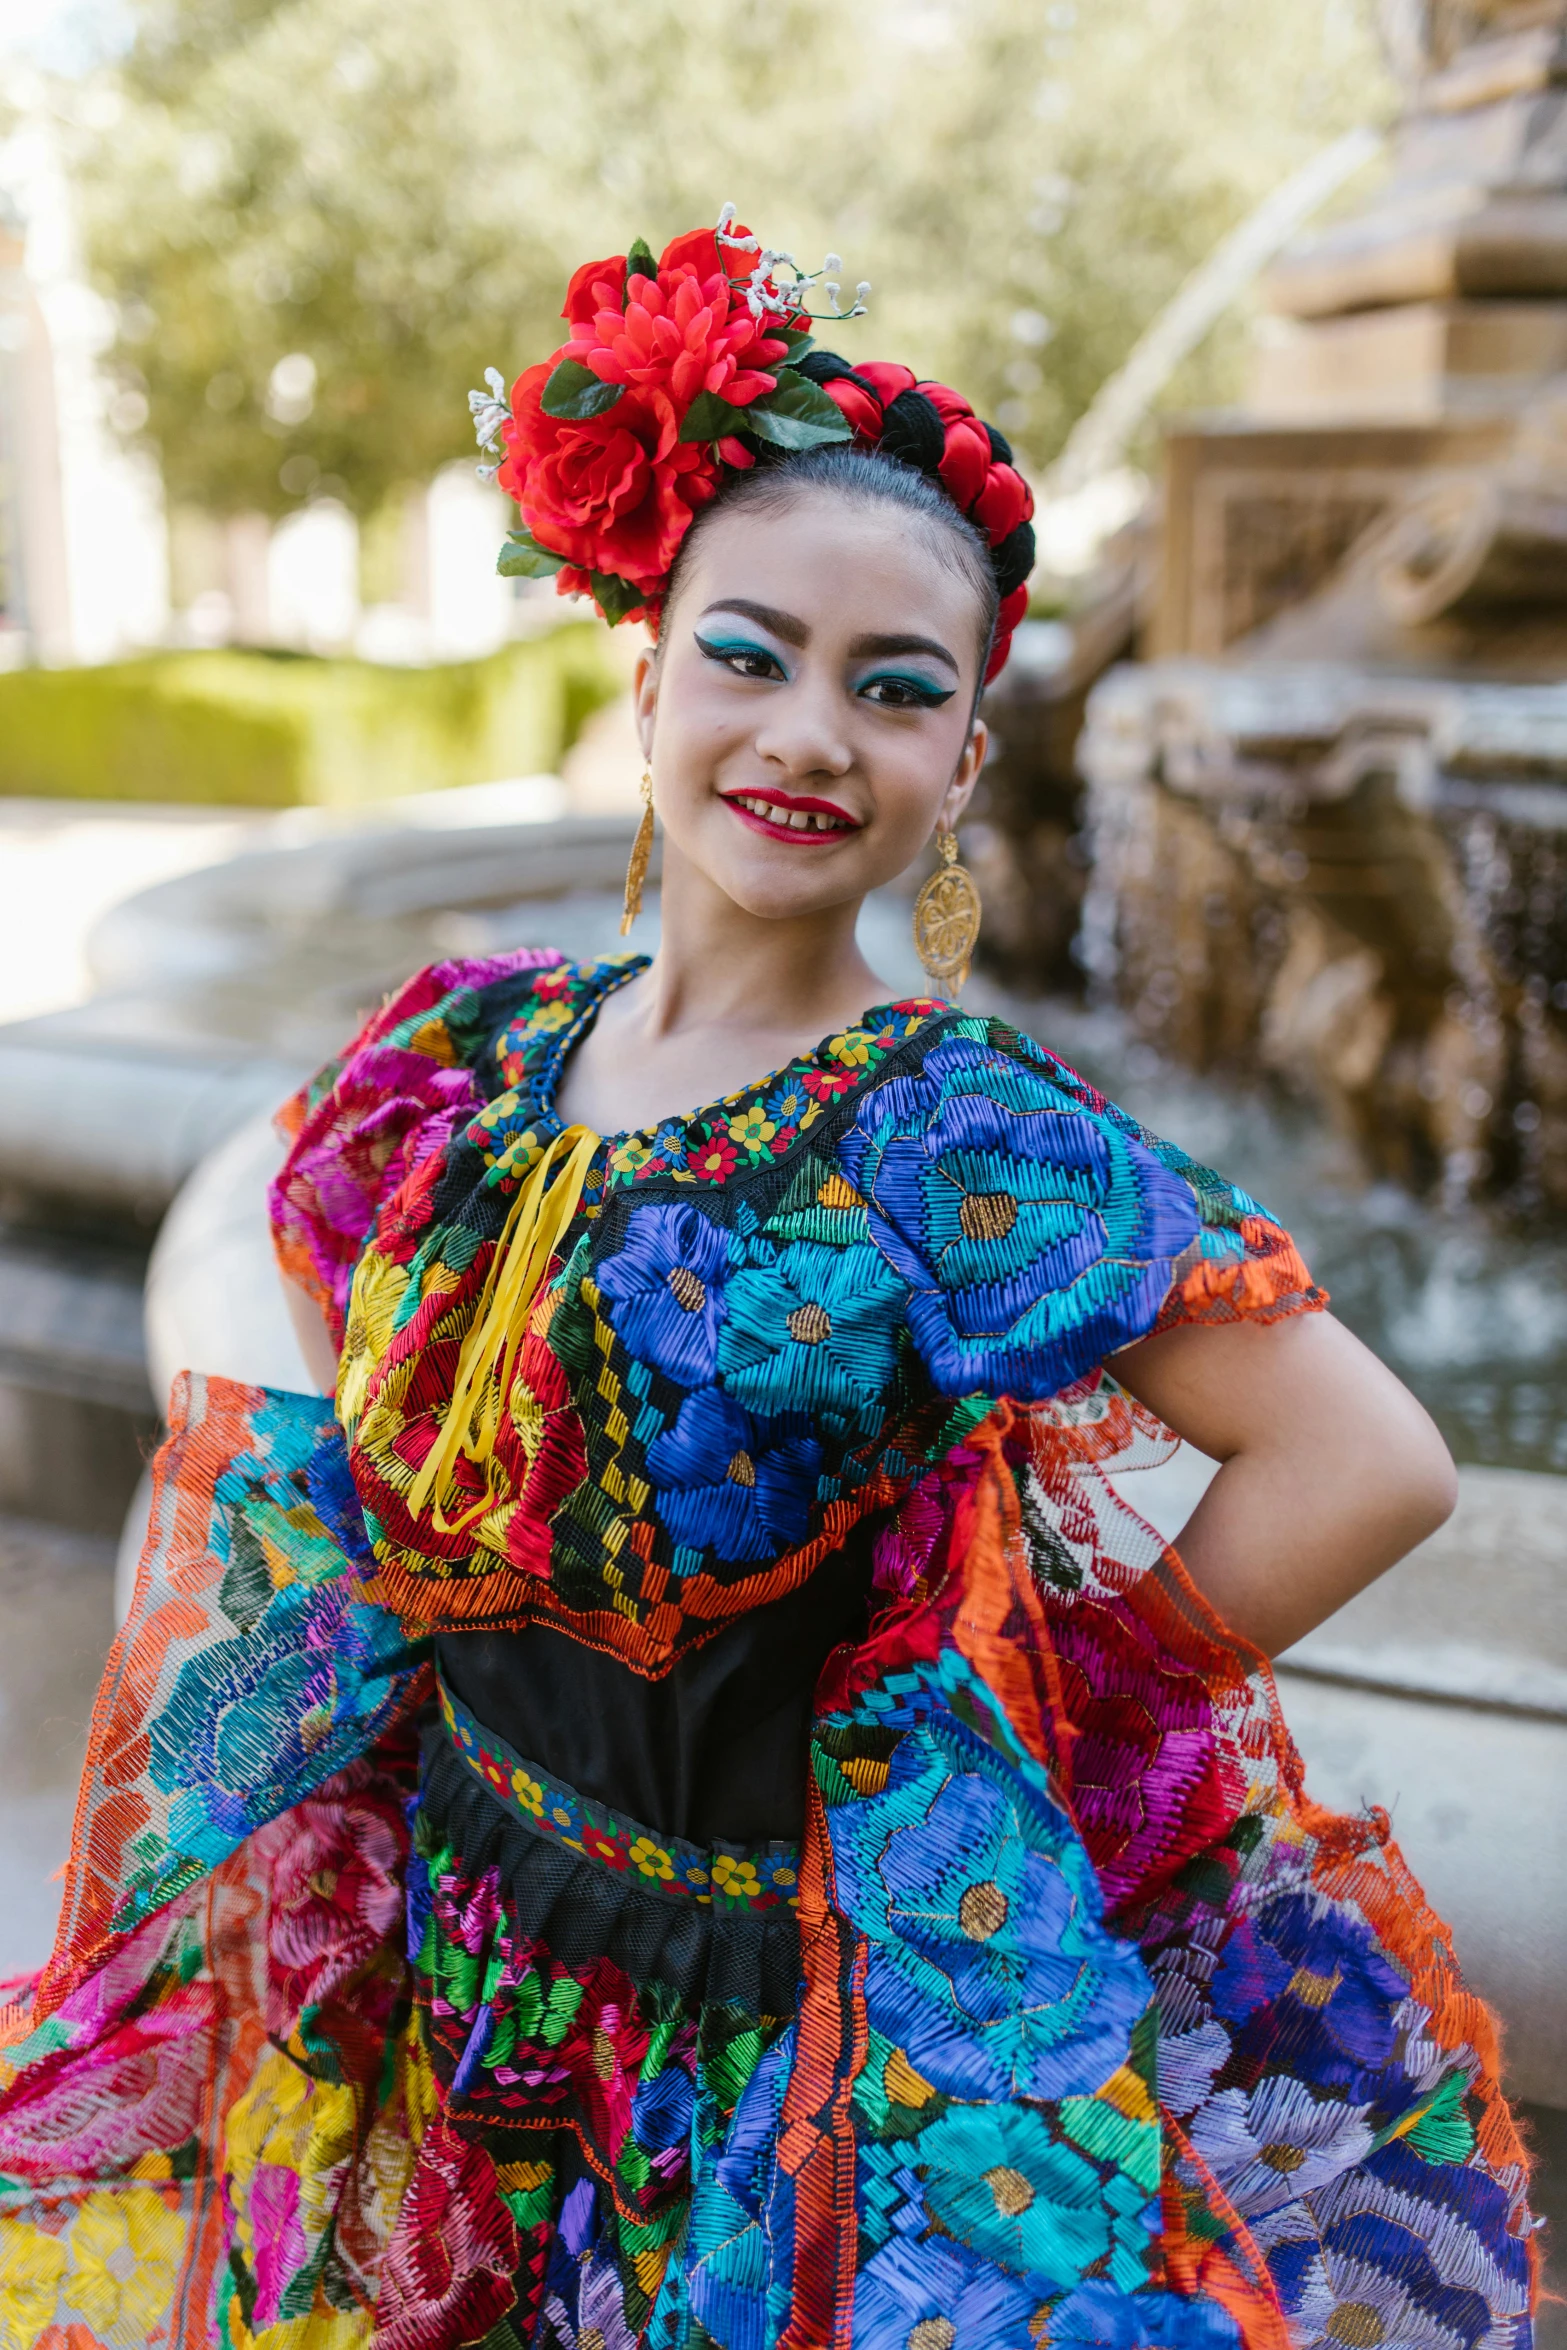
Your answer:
[719,786,863,845]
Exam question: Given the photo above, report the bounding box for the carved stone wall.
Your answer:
[971,588,1139,997]
[1081,665,1567,1205]
[1151,419,1509,657]
[1425,2,1567,69]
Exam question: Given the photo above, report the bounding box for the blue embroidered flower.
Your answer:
[304,1426,376,1569]
[631,2060,695,2155]
[718,1238,904,1427]
[841,1036,1202,1397]
[150,1587,412,1863]
[687,2034,796,2346]
[1266,2142,1525,2350]
[594,1200,730,1384]
[834,1703,1152,2101]
[645,1387,821,1563]
[764,1076,818,1132]
[854,2230,1039,2349]
[1187,2073,1375,2220]
[1044,2281,1243,2347]
[913,2101,1151,2292]
[1211,1892,1411,2106]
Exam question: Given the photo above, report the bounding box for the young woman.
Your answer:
[0,218,1538,2350]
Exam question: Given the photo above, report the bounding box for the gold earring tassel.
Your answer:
[912,828,981,997]
[621,765,655,936]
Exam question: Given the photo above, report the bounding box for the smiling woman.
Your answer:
[0,214,1539,2350]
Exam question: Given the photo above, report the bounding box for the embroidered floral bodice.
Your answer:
[271,950,1318,1679]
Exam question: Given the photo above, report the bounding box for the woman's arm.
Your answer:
[283,1275,341,1398]
[1106,1310,1457,1658]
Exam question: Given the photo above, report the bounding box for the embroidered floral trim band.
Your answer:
[437,1674,800,1910]
[481,956,951,1203]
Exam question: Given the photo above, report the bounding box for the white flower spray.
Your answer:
[468,365,510,481]
[466,209,870,479]
[715,201,870,322]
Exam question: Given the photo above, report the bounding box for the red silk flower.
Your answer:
[483,215,1035,676]
[495,223,796,622]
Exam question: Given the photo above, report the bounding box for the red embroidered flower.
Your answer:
[373,2119,519,2349]
[802,1067,861,1101]
[493,1318,588,1573]
[689,1134,739,1182]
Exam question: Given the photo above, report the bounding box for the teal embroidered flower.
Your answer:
[832,1704,1153,2105]
[913,2102,1149,2291]
[718,1238,904,1427]
[866,1746,1152,2102]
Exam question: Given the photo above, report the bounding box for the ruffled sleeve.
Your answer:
[840,1017,1324,1405]
[269,950,564,1348]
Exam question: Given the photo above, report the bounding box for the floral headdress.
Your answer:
[470,208,1035,683]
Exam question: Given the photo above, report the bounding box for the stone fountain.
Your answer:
[1077,0,1567,1210]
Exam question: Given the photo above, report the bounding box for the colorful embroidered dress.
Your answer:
[0,949,1537,2350]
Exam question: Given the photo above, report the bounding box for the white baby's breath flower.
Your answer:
[468,363,511,459]
[713,206,869,323]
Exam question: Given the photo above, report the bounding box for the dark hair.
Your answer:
[662,441,1001,681]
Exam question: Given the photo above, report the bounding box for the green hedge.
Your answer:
[0,626,624,808]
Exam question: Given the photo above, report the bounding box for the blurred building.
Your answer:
[0,187,98,663]
[0,99,530,669]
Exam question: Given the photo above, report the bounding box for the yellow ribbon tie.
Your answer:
[406,1121,600,1536]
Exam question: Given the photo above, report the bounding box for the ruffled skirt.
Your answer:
[0,1373,1542,2349]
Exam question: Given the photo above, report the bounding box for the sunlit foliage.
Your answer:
[77,0,1392,521]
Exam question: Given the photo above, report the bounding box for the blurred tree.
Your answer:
[76,0,1392,525]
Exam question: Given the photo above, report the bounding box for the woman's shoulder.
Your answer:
[890,1009,1257,1204]
[275,947,568,1138]
[269,947,574,1334]
[490,952,648,1091]
[845,1009,1323,1399]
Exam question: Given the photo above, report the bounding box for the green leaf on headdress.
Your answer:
[541,358,624,420]
[778,325,816,363]
[626,237,658,283]
[589,570,646,625]
[745,368,853,450]
[497,528,565,579]
[678,389,749,445]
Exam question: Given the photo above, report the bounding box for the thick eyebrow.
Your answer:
[698,602,962,676]
[847,630,959,674]
[697,597,808,646]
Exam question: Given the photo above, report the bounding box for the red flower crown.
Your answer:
[470,212,1035,684]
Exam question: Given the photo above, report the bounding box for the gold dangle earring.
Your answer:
[621,763,655,936]
[912,827,982,997]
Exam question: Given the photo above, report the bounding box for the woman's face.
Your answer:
[635,488,989,921]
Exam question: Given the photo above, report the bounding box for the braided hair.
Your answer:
[663,353,1034,686]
